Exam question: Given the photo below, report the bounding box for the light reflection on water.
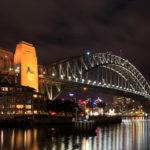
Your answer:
[0,117,150,150]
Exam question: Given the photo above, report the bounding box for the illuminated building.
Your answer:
[14,41,38,92]
[113,96,132,105]
[0,42,47,116]
[0,85,46,115]
[0,47,13,71]
[113,96,135,114]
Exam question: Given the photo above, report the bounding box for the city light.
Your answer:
[82,79,85,83]
[108,109,115,116]
[88,80,91,84]
[86,51,91,55]
[83,87,87,91]
[69,92,74,97]
[68,76,71,80]
[52,73,55,76]
[60,75,64,79]
[75,77,78,81]
[93,81,96,85]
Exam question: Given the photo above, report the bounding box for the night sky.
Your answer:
[0,0,150,83]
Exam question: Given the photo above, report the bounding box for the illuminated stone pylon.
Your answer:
[14,41,38,92]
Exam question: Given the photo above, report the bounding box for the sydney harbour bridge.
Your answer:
[0,41,150,101]
[39,52,150,100]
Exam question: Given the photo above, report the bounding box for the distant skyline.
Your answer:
[0,0,150,82]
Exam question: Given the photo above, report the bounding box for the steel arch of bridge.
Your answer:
[40,53,150,100]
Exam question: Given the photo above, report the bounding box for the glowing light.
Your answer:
[9,67,13,71]
[85,108,90,113]
[108,109,115,116]
[61,98,65,101]
[68,76,71,80]
[52,73,55,76]
[86,51,91,55]
[83,87,87,91]
[16,105,24,109]
[51,112,56,116]
[88,80,91,84]
[34,110,38,114]
[93,81,96,85]
[93,101,97,105]
[75,77,78,81]
[69,92,74,97]
[82,79,85,83]
[98,82,101,85]
[60,75,64,79]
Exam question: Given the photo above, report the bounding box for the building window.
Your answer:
[25,105,31,109]
[1,87,8,91]
[16,105,24,109]
[34,110,37,114]
[25,110,32,114]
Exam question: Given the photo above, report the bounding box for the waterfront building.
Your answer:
[0,42,47,116]
[113,96,135,114]
[0,85,46,115]
[0,47,13,71]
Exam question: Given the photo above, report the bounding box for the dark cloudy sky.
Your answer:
[0,0,150,82]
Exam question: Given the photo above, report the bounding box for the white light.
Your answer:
[9,67,13,71]
[60,75,64,79]
[82,79,85,83]
[86,51,90,55]
[43,72,46,74]
[68,76,71,80]
[93,81,96,85]
[15,66,20,72]
[108,109,115,116]
[75,77,78,81]
[88,80,91,84]
[52,73,55,76]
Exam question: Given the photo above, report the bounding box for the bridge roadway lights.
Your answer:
[40,52,150,99]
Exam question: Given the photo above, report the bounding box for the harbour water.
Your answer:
[0,117,150,150]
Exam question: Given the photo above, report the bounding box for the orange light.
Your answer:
[85,108,90,113]
[83,87,87,91]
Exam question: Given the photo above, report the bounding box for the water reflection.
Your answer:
[0,117,150,150]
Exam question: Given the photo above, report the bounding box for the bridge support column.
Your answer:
[44,81,63,100]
